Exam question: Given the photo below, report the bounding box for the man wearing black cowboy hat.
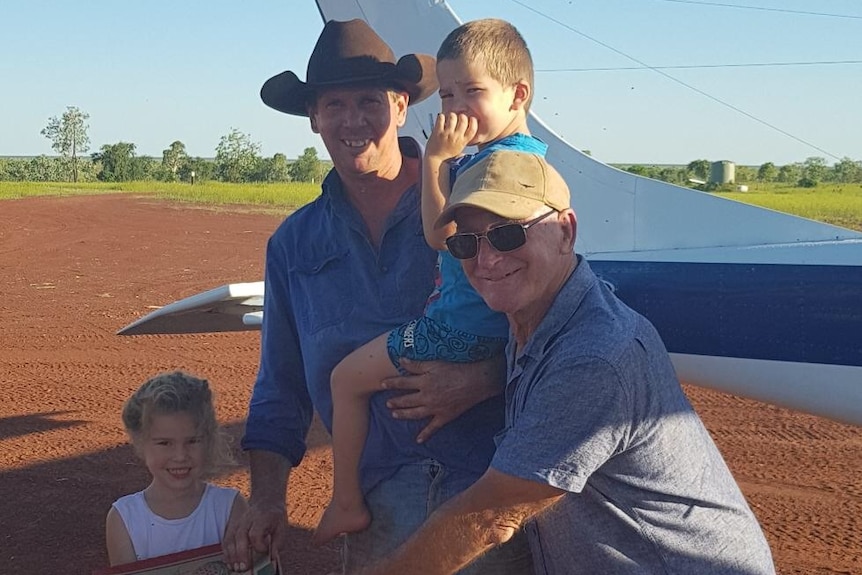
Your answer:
[223,19,532,574]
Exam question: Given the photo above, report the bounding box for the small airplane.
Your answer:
[119,0,862,427]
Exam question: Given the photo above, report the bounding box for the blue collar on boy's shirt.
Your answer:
[451,133,548,177]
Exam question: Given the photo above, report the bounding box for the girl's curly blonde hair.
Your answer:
[122,371,234,478]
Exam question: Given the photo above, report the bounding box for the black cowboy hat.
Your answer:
[261,19,437,117]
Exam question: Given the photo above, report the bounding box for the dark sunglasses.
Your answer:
[445,210,556,260]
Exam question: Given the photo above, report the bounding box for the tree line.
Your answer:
[0,106,328,184]
[5,106,861,188]
[622,157,862,189]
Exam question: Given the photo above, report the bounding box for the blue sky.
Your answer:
[2,0,859,165]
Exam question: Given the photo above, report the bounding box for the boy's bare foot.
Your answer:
[312,501,372,546]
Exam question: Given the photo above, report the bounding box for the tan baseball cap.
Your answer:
[435,150,570,228]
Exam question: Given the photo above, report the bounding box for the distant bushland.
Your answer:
[1,134,332,186]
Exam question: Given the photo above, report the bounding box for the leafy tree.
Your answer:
[5,157,75,182]
[757,162,778,182]
[179,157,215,183]
[26,155,66,182]
[657,167,685,185]
[215,128,261,182]
[92,142,144,181]
[0,156,91,182]
[161,140,189,181]
[256,153,292,182]
[41,106,90,182]
[0,158,27,181]
[289,147,325,183]
[735,165,756,184]
[800,156,828,185]
[136,156,160,181]
[686,159,710,181]
[777,164,801,184]
[76,158,100,182]
[797,176,818,188]
[832,157,861,184]
[624,164,660,179]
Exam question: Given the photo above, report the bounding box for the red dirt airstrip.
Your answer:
[1,194,860,574]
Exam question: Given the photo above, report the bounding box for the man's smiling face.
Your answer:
[309,86,408,178]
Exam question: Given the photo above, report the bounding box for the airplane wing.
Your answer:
[117,282,264,336]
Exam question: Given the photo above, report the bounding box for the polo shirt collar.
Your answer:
[511,255,597,367]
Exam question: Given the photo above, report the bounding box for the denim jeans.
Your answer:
[342,459,534,574]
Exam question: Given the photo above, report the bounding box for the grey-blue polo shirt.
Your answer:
[492,256,775,574]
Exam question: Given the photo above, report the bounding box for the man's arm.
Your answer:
[225,236,310,569]
[381,354,505,443]
[223,450,292,571]
[354,468,564,575]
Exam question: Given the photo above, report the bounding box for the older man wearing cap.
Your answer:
[357,150,775,575]
[222,20,532,574]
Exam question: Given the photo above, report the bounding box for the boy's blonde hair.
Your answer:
[437,18,534,111]
[122,371,233,477]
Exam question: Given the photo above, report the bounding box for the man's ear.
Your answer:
[309,111,319,134]
[511,81,531,111]
[394,91,409,127]
[561,209,577,254]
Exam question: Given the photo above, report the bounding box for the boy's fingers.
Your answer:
[465,116,479,140]
[397,357,425,374]
[454,113,476,138]
[390,405,431,419]
[381,359,427,392]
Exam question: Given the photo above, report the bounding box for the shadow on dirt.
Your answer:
[0,411,87,441]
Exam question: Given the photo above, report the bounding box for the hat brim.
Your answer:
[261,53,437,117]
[435,192,548,229]
[260,71,313,116]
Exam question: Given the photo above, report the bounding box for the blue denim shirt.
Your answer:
[242,138,506,492]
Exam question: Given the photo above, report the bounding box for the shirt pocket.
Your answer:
[391,230,438,319]
[290,248,355,334]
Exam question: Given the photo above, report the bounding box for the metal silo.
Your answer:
[709,160,736,184]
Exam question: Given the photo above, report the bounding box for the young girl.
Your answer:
[105,371,248,565]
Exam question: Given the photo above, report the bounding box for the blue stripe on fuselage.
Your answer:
[589,260,862,367]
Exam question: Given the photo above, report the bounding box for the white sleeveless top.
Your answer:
[112,483,238,560]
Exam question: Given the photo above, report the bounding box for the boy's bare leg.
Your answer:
[313,333,400,546]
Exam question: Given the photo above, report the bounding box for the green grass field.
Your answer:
[717,182,862,232]
[2,180,861,231]
[0,181,320,215]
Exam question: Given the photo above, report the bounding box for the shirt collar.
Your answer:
[511,255,597,365]
[319,136,423,234]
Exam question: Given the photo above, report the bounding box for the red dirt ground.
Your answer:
[1,194,860,574]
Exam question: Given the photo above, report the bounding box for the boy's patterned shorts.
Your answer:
[386,316,507,372]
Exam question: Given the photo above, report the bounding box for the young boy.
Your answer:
[312,19,548,547]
